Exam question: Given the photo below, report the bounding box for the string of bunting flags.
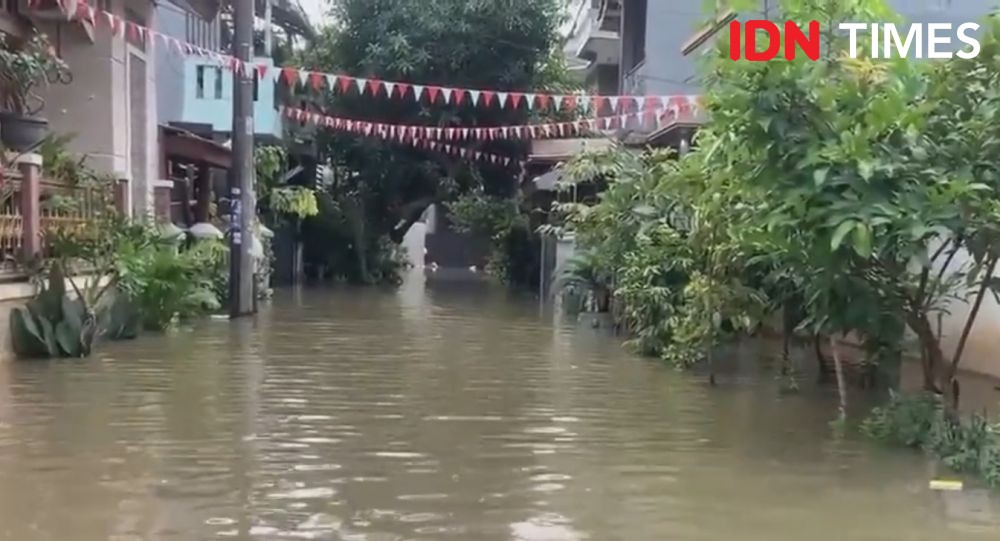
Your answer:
[281,101,698,142]
[282,107,522,168]
[54,0,703,117]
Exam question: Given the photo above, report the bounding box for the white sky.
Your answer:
[296,0,329,24]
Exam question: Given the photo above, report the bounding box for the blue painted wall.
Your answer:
[179,56,283,138]
[155,1,282,139]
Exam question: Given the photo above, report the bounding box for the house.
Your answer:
[12,0,176,219]
[152,0,312,228]
[563,0,621,95]
[154,0,314,144]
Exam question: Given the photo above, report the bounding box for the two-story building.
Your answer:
[154,0,314,144]
[20,0,196,219]
[152,0,312,226]
[563,0,622,96]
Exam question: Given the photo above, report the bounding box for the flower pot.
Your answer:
[0,113,48,152]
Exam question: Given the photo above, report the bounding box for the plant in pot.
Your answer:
[0,33,71,152]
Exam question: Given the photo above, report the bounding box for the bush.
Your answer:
[117,240,225,331]
[862,392,1000,486]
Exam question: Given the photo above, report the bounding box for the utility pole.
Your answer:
[230,0,256,317]
[263,0,273,57]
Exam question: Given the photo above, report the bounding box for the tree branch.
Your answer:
[389,196,437,243]
[949,254,998,379]
[925,238,962,311]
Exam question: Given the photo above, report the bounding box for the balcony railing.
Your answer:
[0,168,116,279]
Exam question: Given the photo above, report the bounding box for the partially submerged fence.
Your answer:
[0,159,118,280]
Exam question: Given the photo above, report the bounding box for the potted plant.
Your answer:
[0,33,71,151]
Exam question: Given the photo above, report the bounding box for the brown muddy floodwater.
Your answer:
[1,274,999,540]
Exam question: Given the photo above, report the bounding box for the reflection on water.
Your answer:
[0,271,998,540]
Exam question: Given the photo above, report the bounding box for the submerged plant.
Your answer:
[116,240,225,331]
[863,392,1000,486]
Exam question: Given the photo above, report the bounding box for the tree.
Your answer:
[707,0,1000,413]
[293,0,573,283]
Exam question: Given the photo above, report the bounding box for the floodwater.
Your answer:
[1,273,999,540]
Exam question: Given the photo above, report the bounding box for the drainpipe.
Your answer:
[264,0,273,57]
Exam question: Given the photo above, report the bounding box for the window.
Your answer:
[196,65,205,98]
[214,67,223,99]
[252,72,259,102]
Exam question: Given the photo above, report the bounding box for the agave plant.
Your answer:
[10,264,95,358]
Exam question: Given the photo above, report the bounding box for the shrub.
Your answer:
[863,392,1000,486]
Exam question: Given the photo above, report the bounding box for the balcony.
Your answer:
[176,56,283,140]
[564,0,620,74]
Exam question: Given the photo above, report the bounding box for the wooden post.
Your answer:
[17,153,42,259]
[114,178,129,215]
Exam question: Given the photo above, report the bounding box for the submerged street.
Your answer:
[0,275,998,540]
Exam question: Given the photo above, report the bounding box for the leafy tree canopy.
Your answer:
[293,0,574,282]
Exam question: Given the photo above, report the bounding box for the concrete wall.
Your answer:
[37,0,158,218]
[155,2,190,126]
[621,0,703,96]
[929,248,1000,379]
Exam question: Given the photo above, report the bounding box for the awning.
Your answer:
[160,125,233,170]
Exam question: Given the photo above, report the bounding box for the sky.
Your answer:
[297,0,328,25]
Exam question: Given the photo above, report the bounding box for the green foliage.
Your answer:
[0,32,70,115]
[270,186,319,219]
[449,193,539,287]
[116,240,226,331]
[295,0,571,285]
[861,392,941,447]
[552,0,1000,407]
[449,194,519,238]
[37,133,115,188]
[11,264,94,358]
[863,392,1000,486]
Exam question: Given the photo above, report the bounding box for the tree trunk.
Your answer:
[814,333,831,380]
[707,347,716,386]
[342,197,371,283]
[781,299,793,376]
[829,335,848,421]
[905,308,945,393]
[945,256,998,402]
